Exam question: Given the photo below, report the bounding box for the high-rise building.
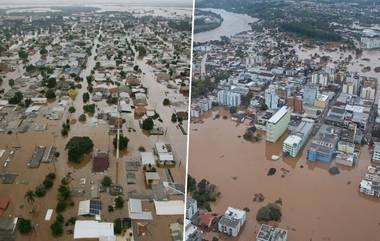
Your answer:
[217,90,241,107]
[303,85,319,106]
[287,95,303,113]
[266,106,291,143]
[283,118,314,157]
[265,85,279,110]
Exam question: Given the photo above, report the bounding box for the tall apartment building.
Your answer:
[287,95,303,113]
[266,106,291,143]
[265,85,279,110]
[303,85,319,106]
[217,90,241,107]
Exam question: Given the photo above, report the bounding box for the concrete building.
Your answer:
[361,29,380,49]
[342,74,360,96]
[218,207,246,237]
[217,90,241,107]
[307,125,340,162]
[287,95,303,113]
[283,118,314,157]
[314,94,329,108]
[266,106,291,143]
[265,85,279,110]
[303,85,319,106]
[186,197,198,220]
[372,142,380,163]
[185,219,202,241]
[256,224,288,241]
[312,72,329,86]
[360,77,376,100]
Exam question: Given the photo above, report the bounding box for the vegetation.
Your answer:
[115,196,124,209]
[171,113,177,123]
[35,184,47,197]
[79,114,87,122]
[83,104,96,114]
[256,202,282,222]
[68,106,76,113]
[17,218,32,234]
[45,88,56,99]
[162,98,171,106]
[82,92,90,103]
[50,214,64,236]
[190,177,219,211]
[101,176,113,188]
[8,91,23,105]
[65,136,94,163]
[24,190,36,204]
[141,117,154,131]
[113,135,129,150]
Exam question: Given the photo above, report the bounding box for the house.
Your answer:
[185,219,202,241]
[199,212,215,228]
[140,152,156,166]
[92,152,109,173]
[128,199,153,220]
[218,207,246,237]
[73,220,115,240]
[78,200,102,216]
[145,172,160,185]
[256,224,288,241]
[0,217,18,241]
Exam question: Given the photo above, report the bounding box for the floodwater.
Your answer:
[194,9,257,43]
[0,14,187,241]
[188,110,380,241]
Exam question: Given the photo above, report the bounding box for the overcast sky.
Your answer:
[0,0,192,8]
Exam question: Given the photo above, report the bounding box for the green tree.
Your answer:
[45,89,56,99]
[8,79,15,87]
[101,176,113,187]
[47,77,56,88]
[256,203,282,222]
[115,196,124,209]
[24,190,35,204]
[163,98,170,106]
[35,184,47,197]
[82,92,90,103]
[113,135,129,150]
[8,91,23,104]
[142,117,154,131]
[50,220,63,236]
[79,114,87,122]
[171,113,177,123]
[187,175,197,193]
[65,136,94,163]
[18,49,28,61]
[57,185,71,201]
[83,104,96,114]
[40,47,48,55]
[68,106,76,113]
[17,218,32,234]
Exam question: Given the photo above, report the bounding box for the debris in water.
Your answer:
[300,165,304,168]
[253,193,264,202]
[232,176,237,180]
[267,168,276,176]
[328,167,340,175]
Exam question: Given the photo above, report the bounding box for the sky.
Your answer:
[0,0,192,8]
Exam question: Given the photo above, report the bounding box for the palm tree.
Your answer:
[24,190,36,213]
[25,190,35,204]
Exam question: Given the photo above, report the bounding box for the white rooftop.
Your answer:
[141,152,155,166]
[73,220,114,239]
[268,106,288,124]
[154,200,184,215]
[283,135,302,146]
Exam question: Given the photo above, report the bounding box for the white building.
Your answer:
[372,142,380,163]
[217,90,241,107]
[186,197,198,220]
[266,106,291,143]
[218,207,246,237]
[311,72,329,86]
[265,85,279,110]
[283,118,314,157]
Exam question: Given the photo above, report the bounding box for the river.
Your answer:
[194,8,257,43]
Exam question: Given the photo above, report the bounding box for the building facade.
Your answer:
[266,106,291,143]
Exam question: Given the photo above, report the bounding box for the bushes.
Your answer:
[8,92,23,104]
[50,214,64,236]
[82,92,90,103]
[68,106,76,113]
[163,98,170,106]
[65,136,94,163]
[56,200,67,213]
[35,184,47,197]
[17,218,32,234]
[45,88,56,99]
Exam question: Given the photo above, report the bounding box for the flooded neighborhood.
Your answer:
[0,2,191,241]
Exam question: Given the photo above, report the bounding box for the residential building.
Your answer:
[360,77,376,100]
[217,90,241,107]
[185,219,202,241]
[256,224,288,241]
[314,94,329,108]
[218,207,246,237]
[266,106,291,143]
[342,74,360,96]
[311,72,329,86]
[287,95,303,113]
[265,85,279,110]
[186,197,198,220]
[283,118,314,157]
[303,85,319,106]
[372,142,380,163]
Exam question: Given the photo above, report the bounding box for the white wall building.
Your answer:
[217,90,241,107]
[218,207,246,237]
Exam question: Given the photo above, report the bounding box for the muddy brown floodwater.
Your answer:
[188,110,380,241]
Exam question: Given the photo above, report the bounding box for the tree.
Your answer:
[256,203,282,222]
[79,114,87,122]
[17,218,32,234]
[8,79,15,87]
[40,47,48,55]
[65,136,94,163]
[101,176,112,187]
[113,135,129,150]
[8,91,23,104]
[35,184,47,197]
[50,220,63,236]
[55,200,67,213]
[115,196,124,209]
[83,104,96,114]
[137,46,147,57]
[68,106,76,113]
[114,218,122,234]
[142,117,154,131]
[57,185,71,201]
[45,89,56,99]
[163,98,170,106]
[187,175,197,193]
[171,113,177,123]
[82,92,90,103]
[18,49,28,61]
[24,190,35,204]
[47,77,56,88]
